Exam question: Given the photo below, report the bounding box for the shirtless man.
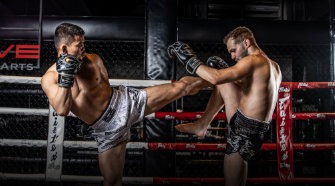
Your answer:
[41,23,211,186]
[168,26,282,186]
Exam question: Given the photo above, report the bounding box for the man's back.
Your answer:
[238,54,282,122]
[42,53,112,124]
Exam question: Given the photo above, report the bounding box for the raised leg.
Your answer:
[216,82,241,122]
[143,76,211,116]
[174,82,241,136]
[98,142,127,186]
[174,86,224,137]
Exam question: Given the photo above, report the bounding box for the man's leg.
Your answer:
[143,76,211,116]
[98,142,127,186]
[216,83,248,186]
[145,78,248,185]
[174,81,247,185]
[174,80,241,137]
[224,153,248,186]
[174,86,224,137]
[216,83,240,122]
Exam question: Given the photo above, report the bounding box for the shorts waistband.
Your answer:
[235,109,270,132]
[237,109,270,124]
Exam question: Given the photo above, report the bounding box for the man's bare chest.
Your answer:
[235,78,250,89]
[76,62,102,86]
[71,66,105,98]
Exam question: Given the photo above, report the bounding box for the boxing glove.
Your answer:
[56,53,82,87]
[168,41,204,74]
[206,56,229,69]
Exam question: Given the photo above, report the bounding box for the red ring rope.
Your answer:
[152,112,335,120]
[147,142,335,151]
[152,177,335,184]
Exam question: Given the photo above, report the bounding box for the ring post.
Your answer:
[45,105,65,182]
[276,82,294,182]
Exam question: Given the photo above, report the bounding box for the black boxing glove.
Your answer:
[56,53,82,87]
[206,56,229,69]
[168,41,204,74]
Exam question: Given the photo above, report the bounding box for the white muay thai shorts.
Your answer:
[90,85,147,153]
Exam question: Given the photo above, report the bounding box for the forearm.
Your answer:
[52,87,73,116]
[51,53,82,115]
[168,41,234,85]
[196,65,231,85]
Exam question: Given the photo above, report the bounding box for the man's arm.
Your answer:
[41,71,73,116]
[168,41,255,85]
[41,54,82,115]
[196,56,254,85]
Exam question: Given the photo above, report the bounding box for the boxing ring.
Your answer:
[1,75,335,184]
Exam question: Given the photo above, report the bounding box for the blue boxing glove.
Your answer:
[168,41,204,74]
[56,53,82,87]
[206,56,229,69]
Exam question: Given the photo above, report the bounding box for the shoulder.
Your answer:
[271,60,282,76]
[272,60,280,70]
[84,53,102,62]
[42,63,57,79]
[239,54,265,63]
[251,54,268,64]
[237,54,267,68]
[41,64,58,87]
[83,53,105,67]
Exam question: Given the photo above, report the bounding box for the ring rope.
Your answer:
[1,139,334,151]
[1,173,335,184]
[2,75,335,89]
[2,107,335,120]
[0,75,171,87]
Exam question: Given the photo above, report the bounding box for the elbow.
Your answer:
[208,75,221,85]
[208,73,236,85]
[57,112,69,117]
[209,79,218,85]
[55,108,70,116]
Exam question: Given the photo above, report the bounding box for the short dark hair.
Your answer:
[54,23,85,51]
[223,26,257,46]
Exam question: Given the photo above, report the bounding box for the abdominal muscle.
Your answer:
[70,81,113,125]
[238,86,275,123]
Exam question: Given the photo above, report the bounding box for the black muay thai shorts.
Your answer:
[225,109,270,161]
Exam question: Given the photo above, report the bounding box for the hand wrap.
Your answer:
[168,41,204,74]
[56,53,82,87]
[206,56,229,69]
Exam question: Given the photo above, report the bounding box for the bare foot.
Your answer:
[175,122,208,137]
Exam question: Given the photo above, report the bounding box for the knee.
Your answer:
[101,167,122,186]
[217,82,238,91]
[217,83,239,97]
[103,175,121,186]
